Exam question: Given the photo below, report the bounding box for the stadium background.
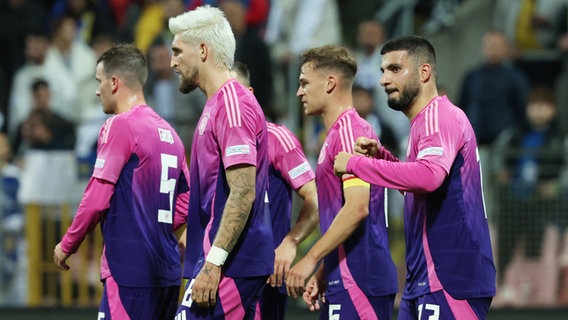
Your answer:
[2,0,568,318]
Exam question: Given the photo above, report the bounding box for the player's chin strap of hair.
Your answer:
[206,246,229,267]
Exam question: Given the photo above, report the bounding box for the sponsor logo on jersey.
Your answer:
[95,158,105,169]
[417,147,443,159]
[288,161,311,179]
[226,145,251,156]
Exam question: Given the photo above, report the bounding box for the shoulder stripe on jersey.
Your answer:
[338,114,355,153]
[425,100,439,136]
[101,115,117,144]
[267,124,295,152]
[222,82,242,128]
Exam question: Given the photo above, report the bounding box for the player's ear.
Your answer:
[419,63,432,83]
[200,43,207,62]
[111,75,119,94]
[326,75,337,93]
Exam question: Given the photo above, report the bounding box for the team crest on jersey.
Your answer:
[198,113,210,135]
[158,128,174,144]
[317,142,328,164]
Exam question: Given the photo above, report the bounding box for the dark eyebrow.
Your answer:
[384,63,401,71]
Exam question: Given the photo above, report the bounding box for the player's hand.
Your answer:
[269,236,297,287]
[303,275,325,312]
[53,242,70,271]
[191,261,221,307]
[354,137,380,157]
[334,152,353,176]
[285,254,317,299]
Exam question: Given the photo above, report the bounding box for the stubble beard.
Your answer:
[178,69,198,94]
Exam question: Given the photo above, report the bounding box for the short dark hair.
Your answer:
[232,61,250,85]
[352,84,373,96]
[31,78,49,92]
[97,43,148,88]
[300,45,357,83]
[528,86,556,106]
[381,35,437,72]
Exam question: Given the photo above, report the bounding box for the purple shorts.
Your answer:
[98,276,180,320]
[319,290,395,320]
[175,275,266,320]
[398,290,492,320]
[254,285,288,320]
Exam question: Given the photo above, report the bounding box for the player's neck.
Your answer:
[322,99,353,132]
[116,91,146,114]
[405,87,439,122]
[202,67,232,99]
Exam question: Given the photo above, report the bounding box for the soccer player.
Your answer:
[285,45,399,319]
[53,44,189,320]
[169,6,274,319]
[334,35,496,319]
[231,62,319,320]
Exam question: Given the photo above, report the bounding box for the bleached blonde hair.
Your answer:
[169,5,236,69]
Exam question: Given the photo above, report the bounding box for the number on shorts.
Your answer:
[329,304,341,320]
[181,279,196,308]
[418,303,440,320]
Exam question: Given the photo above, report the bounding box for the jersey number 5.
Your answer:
[159,153,178,224]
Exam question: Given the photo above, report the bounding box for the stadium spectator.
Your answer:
[264,0,342,126]
[334,35,496,319]
[493,85,567,307]
[286,45,398,319]
[46,15,98,123]
[0,132,23,304]
[169,6,273,318]
[493,0,568,88]
[0,0,47,120]
[17,79,76,153]
[53,44,189,319]
[184,0,269,29]
[148,0,187,49]
[48,0,116,44]
[7,31,74,146]
[457,29,530,226]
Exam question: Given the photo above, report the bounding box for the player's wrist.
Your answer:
[206,246,229,267]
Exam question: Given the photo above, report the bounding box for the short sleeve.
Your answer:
[269,126,314,190]
[215,85,261,169]
[415,106,462,174]
[92,116,132,183]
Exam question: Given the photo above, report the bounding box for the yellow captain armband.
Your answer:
[342,174,370,190]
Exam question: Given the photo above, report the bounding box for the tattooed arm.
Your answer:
[191,164,256,307]
[213,164,256,251]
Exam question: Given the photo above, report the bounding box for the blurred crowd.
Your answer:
[1,0,568,309]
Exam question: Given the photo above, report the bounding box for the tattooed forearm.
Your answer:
[213,164,256,253]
